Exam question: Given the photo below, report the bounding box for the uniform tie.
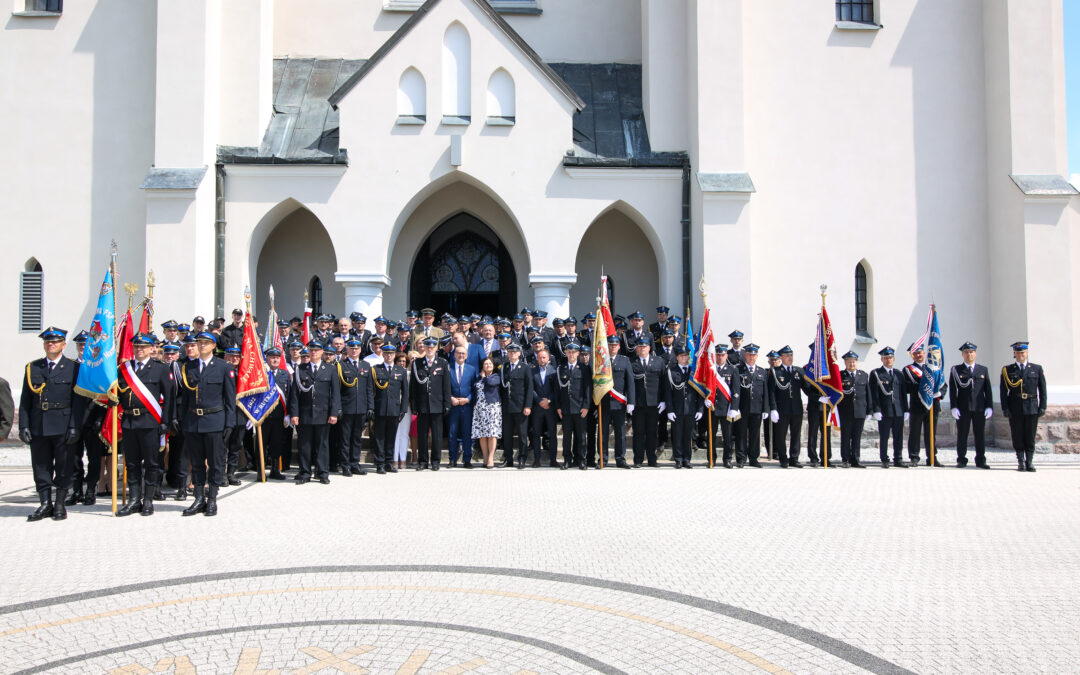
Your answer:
[135,361,143,374]
[47,361,55,375]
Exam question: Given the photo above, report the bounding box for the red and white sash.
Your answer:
[120,361,163,423]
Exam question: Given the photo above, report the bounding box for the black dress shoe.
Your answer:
[683,461,693,469]
[387,465,398,473]
[204,499,218,517]
[532,458,541,468]
[64,488,81,506]
[227,474,241,486]
[463,461,474,469]
[341,467,353,477]
[616,461,631,469]
[182,494,206,516]
[550,460,562,468]
[83,493,97,506]
[269,471,286,480]
[632,463,642,468]
[978,463,991,470]
[841,461,851,468]
[647,461,659,467]
[295,476,310,484]
[319,476,331,484]
[808,461,820,467]
[851,462,866,468]
[894,460,909,468]
[140,500,154,516]
[578,463,587,470]
[1025,465,1036,472]
[431,463,440,471]
[674,463,681,469]
[517,462,525,470]
[779,461,788,468]
[376,466,386,474]
[354,466,368,475]
[450,461,459,468]
[496,458,509,468]
[789,461,803,468]
[748,460,762,468]
[723,460,733,468]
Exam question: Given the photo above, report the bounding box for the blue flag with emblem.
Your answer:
[684,314,697,372]
[915,304,946,410]
[74,266,118,403]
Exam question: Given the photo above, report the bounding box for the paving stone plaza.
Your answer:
[0,447,1078,674]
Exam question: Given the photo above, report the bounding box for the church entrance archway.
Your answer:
[409,213,517,317]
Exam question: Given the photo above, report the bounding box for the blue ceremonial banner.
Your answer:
[916,304,946,410]
[238,365,280,425]
[74,266,118,403]
[806,315,843,408]
[685,314,697,369]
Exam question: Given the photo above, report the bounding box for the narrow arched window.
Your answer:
[309,276,323,317]
[397,68,426,122]
[20,258,43,332]
[442,23,471,120]
[486,68,515,124]
[855,262,869,337]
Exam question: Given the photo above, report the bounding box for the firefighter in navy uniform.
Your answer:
[869,346,909,468]
[734,344,768,467]
[371,344,408,474]
[598,334,635,469]
[288,340,341,484]
[649,306,670,341]
[65,330,96,507]
[726,331,746,368]
[263,348,291,480]
[902,344,947,467]
[665,347,703,468]
[707,344,742,468]
[767,346,807,468]
[837,351,870,468]
[630,337,667,467]
[557,343,591,470]
[337,338,374,476]
[498,343,533,468]
[410,337,452,470]
[1000,341,1046,472]
[949,342,995,469]
[20,327,85,521]
[177,332,236,517]
[116,333,174,517]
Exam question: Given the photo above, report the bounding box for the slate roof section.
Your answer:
[140,167,208,190]
[218,58,365,164]
[327,0,584,111]
[550,63,687,167]
[1009,174,1079,196]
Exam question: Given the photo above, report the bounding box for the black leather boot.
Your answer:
[182,486,206,516]
[52,489,68,520]
[1025,450,1036,472]
[27,489,53,522]
[65,480,82,506]
[116,484,142,517]
[204,485,219,516]
[175,484,189,501]
[1017,452,1026,472]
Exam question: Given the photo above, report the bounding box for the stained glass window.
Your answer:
[430,234,500,293]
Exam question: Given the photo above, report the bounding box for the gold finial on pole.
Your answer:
[124,282,138,311]
[269,284,276,312]
[243,285,252,314]
[146,269,156,297]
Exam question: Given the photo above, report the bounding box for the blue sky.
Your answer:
[1068,1,1080,177]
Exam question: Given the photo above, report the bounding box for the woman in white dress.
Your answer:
[471,357,503,468]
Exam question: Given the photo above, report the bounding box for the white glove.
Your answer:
[769,410,779,424]
[984,407,993,419]
[731,410,741,421]
[951,408,961,420]
[694,412,702,421]
[667,412,677,422]
[627,404,635,415]
[705,399,714,409]
[818,396,829,404]
[904,412,910,422]
[726,410,736,421]
[873,412,883,421]
[657,402,666,413]
[761,412,769,420]
[865,414,873,421]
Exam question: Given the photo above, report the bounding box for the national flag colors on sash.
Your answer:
[690,307,728,404]
[74,266,119,404]
[806,301,844,427]
[237,309,279,425]
[591,277,618,405]
[911,304,946,410]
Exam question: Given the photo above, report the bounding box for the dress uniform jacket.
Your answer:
[736,364,769,415]
[839,370,871,418]
[902,363,946,412]
[119,360,174,429]
[288,361,342,424]
[727,348,746,368]
[999,362,1047,417]
[267,367,291,421]
[621,330,652,355]
[767,366,807,416]
[558,362,592,415]
[632,355,668,407]
[869,367,908,417]
[499,359,534,413]
[179,358,236,433]
[665,364,704,417]
[713,363,741,415]
[20,356,84,438]
[409,356,452,414]
[372,362,408,416]
[337,358,374,416]
[949,363,993,412]
[606,354,636,410]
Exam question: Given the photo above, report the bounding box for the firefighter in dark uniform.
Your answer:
[949,342,994,469]
[557,343,590,470]
[498,342,533,468]
[630,337,667,467]
[726,331,746,368]
[410,336,452,470]
[222,346,247,485]
[168,334,199,498]
[116,333,174,517]
[177,332,236,516]
[1000,341,1046,472]
[598,334,635,469]
[288,340,341,484]
[337,338,374,476]
[649,306,670,341]
[768,346,807,468]
[263,348,291,480]
[20,327,85,521]
[902,344,947,467]
[665,347,702,468]
[65,330,95,506]
[371,343,408,474]
[735,344,767,467]
[706,344,742,468]
[869,346,909,468]
[838,351,869,468]
[580,345,599,466]
[804,343,835,468]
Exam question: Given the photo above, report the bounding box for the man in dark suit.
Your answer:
[527,348,562,468]
[371,344,408,473]
[837,351,869,468]
[337,338,374,476]
[288,340,341,485]
[20,327,85,521]
[448,344,477,468]
[410,337,452,470]
[870,346,909,468]
[665,347,703,468]
[630,337,667,467]
[768,346,807,468]
[1000,341,1047,472]
[116,333,174,517]
[499,343,534,468]
[557,343,590,470]
[263,348,291,480]
[735,344,768,467]
[178,332,236,516]
[949,342,994,468]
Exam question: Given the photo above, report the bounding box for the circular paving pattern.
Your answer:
[0,566,912,674]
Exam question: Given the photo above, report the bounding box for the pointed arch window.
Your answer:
[397,67,427,124]
[486,69,515,125]
[309,276,323,317]
[855,261,874,340]
[442,23,471,123]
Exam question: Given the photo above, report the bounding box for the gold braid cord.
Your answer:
[180,363,198,392]
[25,362,45,396]
[372,365,389,390]
[1001,366,1023,390]
[338,362,357,387]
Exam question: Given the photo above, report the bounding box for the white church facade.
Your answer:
[3,0,1079,410]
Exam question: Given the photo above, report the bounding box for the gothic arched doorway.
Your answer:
[410,213,517,317]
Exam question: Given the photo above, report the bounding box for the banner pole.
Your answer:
[707,408,714,468]
[257,425,266,482]
[598,404,603,469]
[930,403,936,467]
[110,405,118,514]
[823,405,828,468]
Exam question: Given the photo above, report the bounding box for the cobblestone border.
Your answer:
[0,565,913,675]
[13,619,623,675]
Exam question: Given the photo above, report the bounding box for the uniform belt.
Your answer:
[128,407,145,416]
[1021,393,1029,399]
[40,402,68,410]
[191,405,224,416]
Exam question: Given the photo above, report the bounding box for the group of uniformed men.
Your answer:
[17,305,1048,521]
